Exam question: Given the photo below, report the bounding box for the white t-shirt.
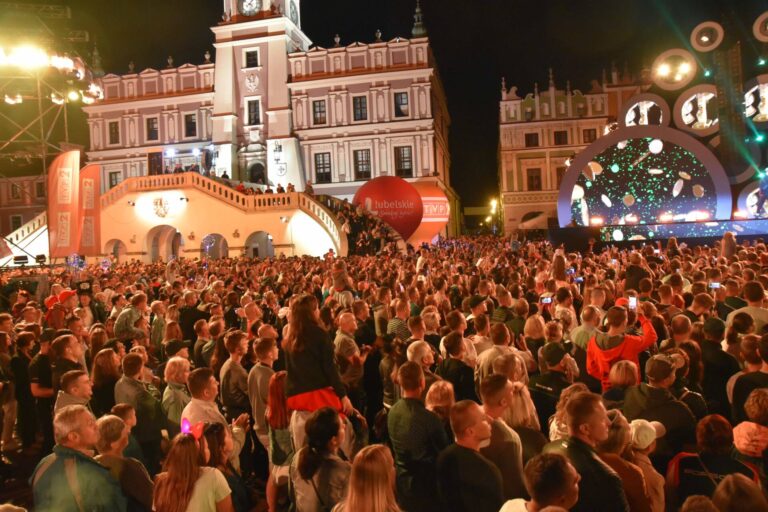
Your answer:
[184,467,231,512]
[500,498,529,512]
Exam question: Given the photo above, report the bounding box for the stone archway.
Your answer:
[201,233,229,259]
[103,239,128,261]
[244,231,274,259]
[145,225,183,262]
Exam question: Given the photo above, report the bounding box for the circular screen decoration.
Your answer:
[744,75,768,124]
[353,176,424,240]
[754,11,768,43]
[652,49,697,91]
[557,125,733,227]
[690,21,724,52]
[674,85,719,136]
[620,93,671,128]
[738,181,768,218]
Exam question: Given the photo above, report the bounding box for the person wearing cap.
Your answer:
[701,317,740,420]
[622,354,697,473]
[77,282,107,330]
[586,303,657,393]
[629,419,666,512]
[464,295,488,336]
[529,342,572,402]
[29,329,56,453]
[543,391,630,512]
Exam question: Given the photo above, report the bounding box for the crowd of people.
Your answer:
[0,232,767,511]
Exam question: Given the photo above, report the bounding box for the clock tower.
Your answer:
[213,0,308,186]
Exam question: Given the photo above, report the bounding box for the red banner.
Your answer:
[47,151,81,259]
[78,164,101,257]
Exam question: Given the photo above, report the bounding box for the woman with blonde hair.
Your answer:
[425,380,455,441]
[333,444,401,512]
[163,356,192,436]
[603,360,639,406]
[524,314,547,361]
[89,327,109,359]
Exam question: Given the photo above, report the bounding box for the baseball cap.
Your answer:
[165,339,191,357]
[542,342,567,367]
[645,354,684,382]
[58,290,77,304]
[44,295,59,310]
[614,297,630,308]
[630,419,666,450]
[469,295,486,309]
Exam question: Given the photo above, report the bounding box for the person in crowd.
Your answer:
[91,348,122,417]
[700,317,740,419]
[587,303,657,392]
[499,453,580,512]
[53,369,93,414]
[425,378,456,441]
[114,293,149,342]
[204,422,252,512]
[50,334,85,392]
[596,409,652,512]
[334,311,369,411]
[725,280,768,333]
[666,414,760,508]
[388,362,450,511]
[31,405,127,511]
[548,382,590,441]
[603,360,639,407]
[628,419,666,512]
[265,371,294,512]
[114,352,165,474]
[622,354,697,471]
[732,334,768,424]
[30,328,56,452]
[436,400,504,512]
[162,356,192,436]
[179,291,211,343]
[333,444,401,512]
[153,431,234,512]
[95,414,154,512]
[283,294,352,450]
[711,473,768,512]
[406,339,441,398]
[248,336,278,450]
[437,331,478,402]
[479,373,527,499]
[543,391,630,512]
[732,388,768,492]
[220,330,250,420]
[663,346,708,420]
[10,331,36,449]
[289,407,351,512]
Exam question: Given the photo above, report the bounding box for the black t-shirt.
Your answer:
[29,352,53,393]
[732,371,768,423]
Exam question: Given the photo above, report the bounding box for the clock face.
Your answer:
[289,0,299,24]
[239,0,261,16]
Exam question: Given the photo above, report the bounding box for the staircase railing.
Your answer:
[4,210,47,247]
[100,174,350,255]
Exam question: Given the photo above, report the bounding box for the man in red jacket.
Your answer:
[587,303,657,392]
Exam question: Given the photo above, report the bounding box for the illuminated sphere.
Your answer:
[692,184,705,198]
[588,161,603,175]
[612,229,624,242]
[649,139,664,154]
[571,185,585,201]
[623,194,636,207]
[610,163,620,173]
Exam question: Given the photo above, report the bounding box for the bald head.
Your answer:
[338,312,357,334]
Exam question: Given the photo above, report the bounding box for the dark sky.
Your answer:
[60,0,768,205]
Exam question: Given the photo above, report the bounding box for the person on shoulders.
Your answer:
[436,400,504,512]
[31,405,127,512]
[499,453,580,512]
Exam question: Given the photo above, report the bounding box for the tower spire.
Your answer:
[412,0,427,38]
[548,67,554,88]
[91,44,104,78]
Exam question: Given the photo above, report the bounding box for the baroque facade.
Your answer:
[498,66,646,233]
[82,0,460,236]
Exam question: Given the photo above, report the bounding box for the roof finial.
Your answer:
[166,55,174,69]
[501,76,506,93]
[566,80,571,95]
[204,50,211,63]
[534,81,539,96]
[412,0,427,38]
[128,60,135,73]
[375,29,382,42]
[333,34,341,47]
[548,67,554,88]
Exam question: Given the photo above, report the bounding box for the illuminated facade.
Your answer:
[498,67,646,233]
[0,175,47,235]
[82,0,459,235]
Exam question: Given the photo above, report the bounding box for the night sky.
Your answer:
[56,0,768,205]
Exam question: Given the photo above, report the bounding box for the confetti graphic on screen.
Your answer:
[570,137,716,227]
